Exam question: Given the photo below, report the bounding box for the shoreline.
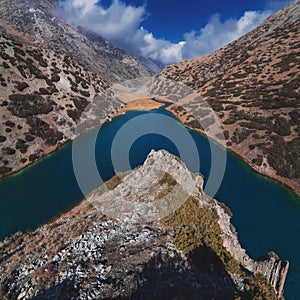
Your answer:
[120,97,164,111]
[0,98,164,182]
[166,105,300,197]
[1,99,299,199]
[0,140,70,181]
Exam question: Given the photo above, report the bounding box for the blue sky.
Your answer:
[56,0,291,64]
[110,0,289,42]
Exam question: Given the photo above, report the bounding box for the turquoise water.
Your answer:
[0,107,299,298]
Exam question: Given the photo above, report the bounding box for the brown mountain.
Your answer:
[0,2,291,299]
[0,0,150,83]
[0,0,151,178]
[160,0,300,194]
[0,31,116,177]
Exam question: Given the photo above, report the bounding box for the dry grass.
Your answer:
[125,98,163,111]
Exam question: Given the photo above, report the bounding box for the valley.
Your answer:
[0,0,299,299]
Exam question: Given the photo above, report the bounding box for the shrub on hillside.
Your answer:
[16,82,29,91]
[26,116,63,146]
[0,136,7,142]
[0,166,12,175]
[8,94,54,117]
[273,117,291,136]
[51,74,60,82]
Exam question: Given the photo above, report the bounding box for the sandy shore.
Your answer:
[123,98,164,111]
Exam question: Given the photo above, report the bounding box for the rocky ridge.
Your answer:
[160,0,300,194]
[0,150,288,299]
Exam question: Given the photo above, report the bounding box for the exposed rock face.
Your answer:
[0,0,150,83]
[216,205,289,298]
[0,150,288,299]
[88,149,204,223]
[160,0,300,194]
[136,56,165,74]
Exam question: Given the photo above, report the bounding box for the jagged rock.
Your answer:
[216,204,288,298]
[0,150,288,299]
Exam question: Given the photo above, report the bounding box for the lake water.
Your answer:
[0,107,299,299]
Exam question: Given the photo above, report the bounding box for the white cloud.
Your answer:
[56,0,273,65]
[138,30,185,64]
[56,0,145,41]
[181,11,271,60]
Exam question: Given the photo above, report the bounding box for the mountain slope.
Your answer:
[0,150,288,299]
[0,31,115,177]
[0,0,151,178]
[160,0,300,193]
[137,55,165,74]
[0,0,150,83]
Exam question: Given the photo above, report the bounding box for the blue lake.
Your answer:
[0,107,299,299]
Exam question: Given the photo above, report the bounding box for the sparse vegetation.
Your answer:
[160,5,300,187]
[25,134,35,142]
[15,139,29,153]
[0,166,12,175]
[8,93,54,117]
[252,157,263,166]
[5,120,15,128]
[232,128,255,144]
[0,136,7,142]
[29,154,40,162]
[26,116,63,146]
[39,87,49,95]
[16,81,29,91]
[265,135,300,178]
[67,109,81,122]
[273,116,291,136]
[2,147,16,155]
[51,74,60,82]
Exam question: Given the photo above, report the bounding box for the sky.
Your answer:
[56,0,292,65]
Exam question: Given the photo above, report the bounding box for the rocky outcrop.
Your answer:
[0,150,288,299]
[216,205,289,299]
[160,0,300,194]
[87,149,204,223]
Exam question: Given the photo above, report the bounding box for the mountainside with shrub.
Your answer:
[0,0,150,83]
[0,31,116,177]
[160,0,300,193]
[0,0,151,178]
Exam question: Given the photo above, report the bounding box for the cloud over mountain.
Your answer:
[56,0,281,64]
